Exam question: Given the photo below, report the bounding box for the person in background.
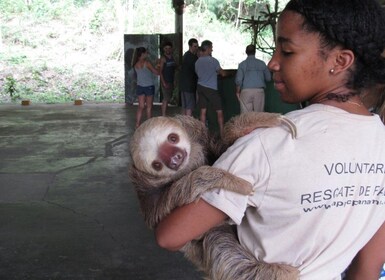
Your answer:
[180,38,199,116]
[195,40,227,136]
[159,41,177,116]
[155,0,385,279]
[133,47,158,128]
[235,44,271,113]
[197,46,203,58]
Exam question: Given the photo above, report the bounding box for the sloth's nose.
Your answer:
[168,151,185,170]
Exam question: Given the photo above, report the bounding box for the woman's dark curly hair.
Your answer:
[284,0,385,93]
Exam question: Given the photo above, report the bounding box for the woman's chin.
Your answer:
[278,93,298,104]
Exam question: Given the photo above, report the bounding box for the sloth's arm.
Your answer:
[160,166,252,210]
[223,112,297,148]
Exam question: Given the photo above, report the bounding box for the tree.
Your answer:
[183,0,288,56]
[237,0,289,56]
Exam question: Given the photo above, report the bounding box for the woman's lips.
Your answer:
[273,80,285,91]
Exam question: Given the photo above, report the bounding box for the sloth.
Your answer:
[129,112,299,280]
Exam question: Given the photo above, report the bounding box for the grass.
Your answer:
[0,3,124,104]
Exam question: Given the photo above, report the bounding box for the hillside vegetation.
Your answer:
[1,0,127,103]
[0,0,275,104]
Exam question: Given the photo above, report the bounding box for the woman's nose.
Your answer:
[267,56,279,72]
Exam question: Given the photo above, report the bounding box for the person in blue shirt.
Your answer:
[235,44,271,113]
[195,40,227,136]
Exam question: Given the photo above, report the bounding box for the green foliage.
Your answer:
[86,0,120,34]
[187,0,274,24]
[131,0,175,34]
[0,0,76,20]
[89,8,104,33]
[32,69,48,87]
[0,0,28,15]
[3,76,21,101]
[0,0,125,104]
[182,0,289,57]
[0,68,123,104]
[73,0,93,7]
[7,55,28,65]
[4,76,17,96]
[207,0,237,21]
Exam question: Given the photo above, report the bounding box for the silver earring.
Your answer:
[330,69,335,74]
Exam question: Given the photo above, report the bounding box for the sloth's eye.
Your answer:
[168,133,179,144]
[152,161,163,171]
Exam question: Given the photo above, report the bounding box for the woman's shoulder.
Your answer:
[144,60,154,68]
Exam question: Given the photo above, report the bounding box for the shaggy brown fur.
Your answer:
[129,112,299,280]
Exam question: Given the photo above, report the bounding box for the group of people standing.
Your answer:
[180,39,272,136]
[131,38,199,129]
[179,38,228,135]
[131,37,272,134]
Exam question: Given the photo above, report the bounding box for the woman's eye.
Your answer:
[168,133,179,144]
[152,161,163,171]
[281,50,293,56]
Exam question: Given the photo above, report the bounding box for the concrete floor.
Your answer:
[0,103,203,279]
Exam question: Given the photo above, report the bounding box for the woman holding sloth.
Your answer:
[155,0,385,279]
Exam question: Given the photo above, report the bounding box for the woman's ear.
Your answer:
[332,49,355,73]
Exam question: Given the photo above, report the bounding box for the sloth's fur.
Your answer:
[129,112,299,280]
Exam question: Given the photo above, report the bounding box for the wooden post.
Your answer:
[172,0,185,66]
[173,0,185,106]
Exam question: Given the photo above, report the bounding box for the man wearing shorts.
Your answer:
[159,41,177,116]
[195,40,227,136]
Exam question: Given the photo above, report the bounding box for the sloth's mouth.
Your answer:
[168,149,187,170]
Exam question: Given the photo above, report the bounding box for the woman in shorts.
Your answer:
[133,47,159,128]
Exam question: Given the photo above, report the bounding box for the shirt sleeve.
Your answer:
[235,63,243,87]
[201,130,271,224]
[214,58,221,72]
[264,65,272,82]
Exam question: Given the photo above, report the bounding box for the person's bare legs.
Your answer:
[136,95,146,128]
[185,108,193,116]
[216,110,224,137]
[161,99,168,116]
[200,108,207,126]
[146,95,154,119]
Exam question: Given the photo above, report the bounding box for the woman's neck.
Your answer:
[311,93,371,115]
[136,58,146,68]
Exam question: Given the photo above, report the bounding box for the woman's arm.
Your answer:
[158,57,167,87]
[345,222,385,280]
[146,60,159,75]
[155,198,228,251]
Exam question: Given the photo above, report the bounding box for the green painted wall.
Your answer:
[203,71,301,134]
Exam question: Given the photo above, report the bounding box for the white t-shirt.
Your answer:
[202,104,385,280]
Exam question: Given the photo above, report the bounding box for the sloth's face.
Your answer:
[131,117,192,177]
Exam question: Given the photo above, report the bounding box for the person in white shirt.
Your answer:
[155,0,385,279]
